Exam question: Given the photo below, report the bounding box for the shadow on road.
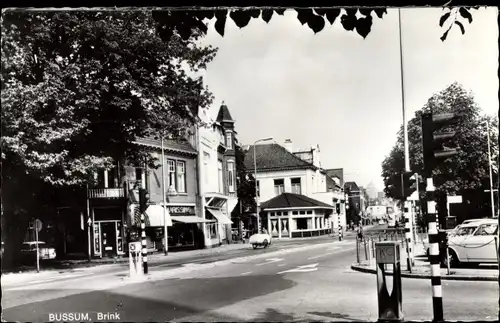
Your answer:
[3,274,298,322]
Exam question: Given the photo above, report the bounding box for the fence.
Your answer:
[355,229,407,265]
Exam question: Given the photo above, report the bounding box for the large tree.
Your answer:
[150,7,479,41]
[1,10,216,266]
[381,83,498,215]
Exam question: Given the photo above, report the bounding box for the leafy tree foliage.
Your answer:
[234,142,256,214]
[1,10,216,266]
[151,7,479,41]
[382,83,498,204]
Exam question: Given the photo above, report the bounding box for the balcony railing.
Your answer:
[89,188,126,199]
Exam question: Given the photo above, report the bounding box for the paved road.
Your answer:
[3,236,496,322]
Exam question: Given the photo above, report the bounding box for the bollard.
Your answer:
[128,241,143,278]
[356,237,360,264]
[375,241,404,322]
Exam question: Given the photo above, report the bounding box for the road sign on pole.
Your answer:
[35,219,43,232]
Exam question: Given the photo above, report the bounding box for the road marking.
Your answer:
[240,271,252,276]
[308,252,334,260]
[278,263,319,274]
[256,258,284,266]
[4,273,94,290]
[277,263,286,267]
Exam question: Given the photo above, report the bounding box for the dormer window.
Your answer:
[225,132,233,149]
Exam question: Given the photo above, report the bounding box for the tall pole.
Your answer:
[399,9,410,173]
[161,136,169,255]
[425,177,444,321]
[86,183,92,262]
[253,144,259,233]
[35,219,40,273]
[253,137,273,233]
[486,120,495,218]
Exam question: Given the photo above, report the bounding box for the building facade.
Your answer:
[244,139,345,238]
[196,103,238,248]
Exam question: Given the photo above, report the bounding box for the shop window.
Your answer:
[296,218,308,230]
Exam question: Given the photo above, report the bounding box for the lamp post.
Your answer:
[486,120,496,218]
[254,137,274,233]
[161,135,169,255]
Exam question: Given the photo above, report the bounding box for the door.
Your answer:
[100,222,117,257]
[449,225,478,262]
[466,223,498,263]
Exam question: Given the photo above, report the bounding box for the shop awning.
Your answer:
[146,205,173,227]
[171,216,215,224]
[206,208,233,225]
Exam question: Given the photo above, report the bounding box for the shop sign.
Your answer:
[168,206,195,215]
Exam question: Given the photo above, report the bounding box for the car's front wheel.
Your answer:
[252,244,258,249]
[263,240,269,248]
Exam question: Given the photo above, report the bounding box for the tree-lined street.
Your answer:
[2,234,497,322]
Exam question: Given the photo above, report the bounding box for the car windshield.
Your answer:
[455,226,477,236]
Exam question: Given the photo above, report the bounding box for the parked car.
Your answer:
[21,241,57,261]
[249,232,272,249]
[442,219,498,267]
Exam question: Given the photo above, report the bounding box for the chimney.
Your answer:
[284,139,293,153]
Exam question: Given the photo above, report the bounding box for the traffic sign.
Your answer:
[87,217,92,225]
[35,219,43,232]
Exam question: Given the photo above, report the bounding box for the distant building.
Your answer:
[244,139,346,238]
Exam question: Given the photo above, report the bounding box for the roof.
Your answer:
[134,136,197,155]
[344,181,359,192]
[216,103,234,122]
[260,193,333,210]
[244,143,318,172]
[325,168,344,185]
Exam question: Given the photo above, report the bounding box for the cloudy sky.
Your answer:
[197,7,499,192]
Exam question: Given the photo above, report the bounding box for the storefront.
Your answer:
[91,207,125,258]
[144,204,213,251]
[261,193,334,239]
[204,194,233,247]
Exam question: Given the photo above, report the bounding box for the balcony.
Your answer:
[88,188,126,199]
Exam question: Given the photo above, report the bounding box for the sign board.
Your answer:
[447,195,462,204]
[375,242,400,264]
[34,219,43,232]
[408,191,419,201]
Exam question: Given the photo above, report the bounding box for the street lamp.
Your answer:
[485,120,496,218]
[254,137,274,233]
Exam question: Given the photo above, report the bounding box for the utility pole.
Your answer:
[486,120,495,218]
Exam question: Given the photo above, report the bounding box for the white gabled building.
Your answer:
[244,139,346,239]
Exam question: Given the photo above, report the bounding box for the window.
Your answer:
[475,224,498,236]
[135,168,144,189]
[456,226,477,236]
[306,210,313,214]
[296,218,308,230]
[203,152,210,184]
[256,180,260,197]
[225,132,233,149]
[218,160,223,193]
[176,161,186,193]
[227,161,235,192]
[291,178,301,194]
[274,179,284,195]
[167,160,176,192]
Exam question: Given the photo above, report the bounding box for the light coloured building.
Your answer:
[244,139,346,239]
[196,103,238,248]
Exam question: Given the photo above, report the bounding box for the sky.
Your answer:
[196,7,499,192]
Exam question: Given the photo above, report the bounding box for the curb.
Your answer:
[350,264,498,282]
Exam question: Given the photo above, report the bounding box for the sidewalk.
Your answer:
[351,242,499,281]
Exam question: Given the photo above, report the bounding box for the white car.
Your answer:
[249,233,272,249]
[444,219,498,267]
[21,241,57,260]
